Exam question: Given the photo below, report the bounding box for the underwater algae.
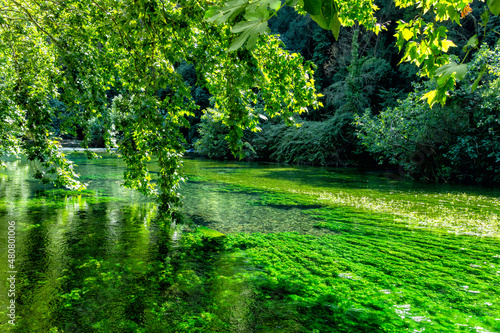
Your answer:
[181,158,500,332]
[0,154,499,332]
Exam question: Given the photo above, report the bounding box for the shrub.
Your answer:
[253,116,358,167]
[356,44,500,184]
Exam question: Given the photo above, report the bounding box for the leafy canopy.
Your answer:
[0,0,320,212]
[207,0,500,106]
[355,43,500,184]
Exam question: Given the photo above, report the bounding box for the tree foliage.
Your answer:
[0,0,320,212]
[208,0,500,106]
[356,43,500,184]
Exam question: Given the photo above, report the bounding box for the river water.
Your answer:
[1,153,499,332]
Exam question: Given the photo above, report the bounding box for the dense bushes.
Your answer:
[356,45,500,184]
[253,117,357,166]
[195,114,366,167]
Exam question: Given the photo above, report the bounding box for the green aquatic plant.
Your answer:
[78,173,124,181]
[182,158,500,237]
[23,189,123,210]
[224,231,500,332]
[33,189,98,198]
[179,157,500,331]
[248,192,313,208]
[2,155,499,332]
[196,226,225,238]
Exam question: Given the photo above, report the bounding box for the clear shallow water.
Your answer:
[180,157,500,238]
[0,153,499,332]
[180,181,330,235]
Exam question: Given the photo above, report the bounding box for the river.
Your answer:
[1,152,499,332]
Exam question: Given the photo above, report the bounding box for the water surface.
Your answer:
[0,153,499,332]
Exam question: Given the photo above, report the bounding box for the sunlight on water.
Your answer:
[181,157,500,238]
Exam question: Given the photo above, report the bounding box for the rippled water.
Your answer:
[0,153,499,332]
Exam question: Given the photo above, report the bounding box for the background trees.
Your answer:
[209,0,500,105]
[357,44,500,184]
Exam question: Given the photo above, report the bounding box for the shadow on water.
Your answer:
[255,168,372,190]
[2,199,163,332]
[254,167,500,197]
[0,170,266,332]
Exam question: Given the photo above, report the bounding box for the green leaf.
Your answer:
[481,9,490,26]
[228,33,248,52]
[205,0,248,25]
[330,13,341,40]
[269,0,281,11]
[437,75,451,88]
[303,0,322,16]
[197,226,225,238]
[231,19,262,33]
[310,0,341,39]
[320,0,336,22]
[205,7,222,20]
[244,10,266,21]
[471,64,487,92]
[245,0,275,20]
[447,5,460,24]
[463,35,478,53]
[229,20,268,51]
[488,0,500,16]
[435,62,468,81]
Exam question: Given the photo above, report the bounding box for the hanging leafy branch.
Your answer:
[206,0,500,106]
[206,0,380,44]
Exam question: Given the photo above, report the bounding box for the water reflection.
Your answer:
[0,157,170,332]
[1,155,330,331]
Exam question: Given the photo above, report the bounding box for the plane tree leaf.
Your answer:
[229,19,269,51]
[435,62,468,81]
[488,0,500,16]
[205,0,248,25]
